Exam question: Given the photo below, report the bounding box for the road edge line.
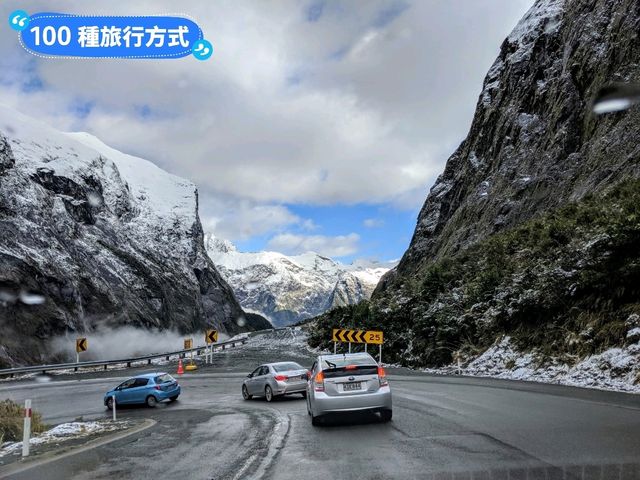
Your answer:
[0,418,157,478]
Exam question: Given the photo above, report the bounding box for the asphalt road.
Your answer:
[1,333,640,479]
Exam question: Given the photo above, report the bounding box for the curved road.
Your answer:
[1,337,640,479]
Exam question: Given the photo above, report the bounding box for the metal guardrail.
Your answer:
[0,337,249,378]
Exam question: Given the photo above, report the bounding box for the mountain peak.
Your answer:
[204,233,237,254]
[205,234,393,326]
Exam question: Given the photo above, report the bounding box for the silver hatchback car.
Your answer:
[242,362,309,402]
[306,352,392,425]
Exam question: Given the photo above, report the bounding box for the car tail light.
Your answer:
[314,370,325,392]
[345,364,357,370]
[274,375,288,381]
[154,385,162,391]
[378,366,388,387]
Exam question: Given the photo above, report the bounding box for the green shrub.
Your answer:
[308,179,640,368]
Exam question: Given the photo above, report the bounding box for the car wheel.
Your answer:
[169,395,179,402]
[146,395,158,408]
[265,385,274,402]
[106,397,115,410]
[242,385,252,400]
[380,409,392,422]
[311,414,322,426]
[301,391,307,399]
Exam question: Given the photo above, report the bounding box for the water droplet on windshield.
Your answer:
[18,290,46,305]
[593,83,640,114]
[87,191,103,207]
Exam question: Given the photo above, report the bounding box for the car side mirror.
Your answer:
[247,373,253,378]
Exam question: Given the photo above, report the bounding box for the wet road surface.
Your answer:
[1,332,640,479]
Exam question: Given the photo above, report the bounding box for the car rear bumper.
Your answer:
[311,386,392,415]
[156,386,181,400]
[273,381,306,395]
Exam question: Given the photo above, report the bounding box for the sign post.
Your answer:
[22,399,31,457]
[75,337,88,363]
[205,330,218,364]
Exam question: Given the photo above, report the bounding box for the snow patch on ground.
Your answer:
[223,327,315,363]
[425,333,640,394]
[0,420,132,458]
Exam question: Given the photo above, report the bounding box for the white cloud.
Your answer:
[0,0,534,244]
[267,233,360,258]
[199,199,301,241]
[0,1,533,199]
[363,218,385,228]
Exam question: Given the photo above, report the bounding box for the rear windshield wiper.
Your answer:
[324,360,336,369]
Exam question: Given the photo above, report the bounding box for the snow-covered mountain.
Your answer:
[205,235,393,327]
[0,104,267,366]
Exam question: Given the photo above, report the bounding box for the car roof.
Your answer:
[133,372,167,379]
[265,361,303,367]
[319,353,376,362]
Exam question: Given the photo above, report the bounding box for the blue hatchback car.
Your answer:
[104,372,180,409]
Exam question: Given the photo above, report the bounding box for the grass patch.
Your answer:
[0,399,48,444]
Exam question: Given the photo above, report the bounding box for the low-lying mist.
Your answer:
[49,326,232,362]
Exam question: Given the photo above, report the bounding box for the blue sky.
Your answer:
[235,203,419,263]
[0,0,534,264]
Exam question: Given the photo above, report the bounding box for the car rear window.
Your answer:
[154,374,174,384]
[272,362,303,372]
[321,356,377,378]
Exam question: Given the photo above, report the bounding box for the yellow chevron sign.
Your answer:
[76,337,88,353]
[332,329,383,345]
[205,329,218,344]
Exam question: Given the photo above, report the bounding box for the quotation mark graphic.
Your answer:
[192,39,213,61]
[9,10,30,31]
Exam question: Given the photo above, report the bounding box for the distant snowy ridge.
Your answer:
[205,234,394,327]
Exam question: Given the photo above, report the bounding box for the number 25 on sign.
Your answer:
[365,331,383,344]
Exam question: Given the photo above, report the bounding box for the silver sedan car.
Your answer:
[306,352,392,425]
[242,362,309,402]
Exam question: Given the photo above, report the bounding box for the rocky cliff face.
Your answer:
[378,0,640,293]
[206,235,391,327]
[309,0,640,379]
[0,105,261,367]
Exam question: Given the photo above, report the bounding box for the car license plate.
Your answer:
[343,382,361,391]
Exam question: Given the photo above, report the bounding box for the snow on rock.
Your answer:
[627,327,640,341]
[0,103,250,366]
[205,234,394,327]
[505,0,566,64]
[67,132,197,240]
